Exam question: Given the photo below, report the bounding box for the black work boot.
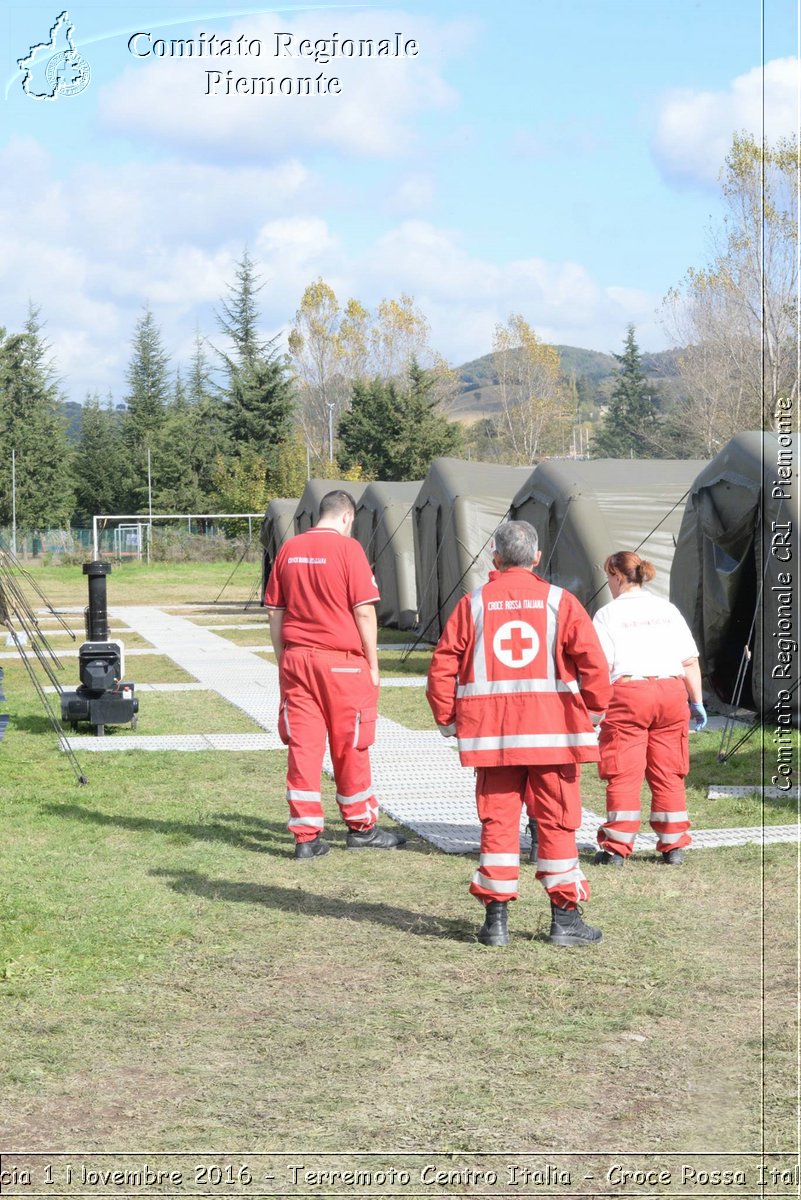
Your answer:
[548,902,603,947]
[593,848,625,866]
[527,819,538,865]
[477,900,509,946]
[661,848,685,865]
[346,825,406,850]
[294,834,330,860]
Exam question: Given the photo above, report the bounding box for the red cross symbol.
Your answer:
[492,620,539,668]
[500,626,534,661]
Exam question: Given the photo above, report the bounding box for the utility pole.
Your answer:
[327,401,335,463]
[10,449,16,556]
[146,447,153,566]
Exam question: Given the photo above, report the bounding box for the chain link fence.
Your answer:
[0,525,260,564]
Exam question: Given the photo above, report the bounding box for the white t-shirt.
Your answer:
[592,589,699,683]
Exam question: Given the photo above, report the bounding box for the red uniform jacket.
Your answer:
[427,568,612,767]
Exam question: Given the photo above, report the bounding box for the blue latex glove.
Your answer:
[689,701,707,731]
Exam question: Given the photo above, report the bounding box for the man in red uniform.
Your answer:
[264,490,406,859]
[427,521,611,946]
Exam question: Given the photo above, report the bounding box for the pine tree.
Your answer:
[395,358,462,478]
[338,360,462,481]
[0,308,74,530]
[214,251,295,494]
[123,306,170,443]
[121,306,170,509]
[216,248,264,367]
[593,326,661,458]
[338,377,397,478]
[151,368,227,513]
[73,392,127,524]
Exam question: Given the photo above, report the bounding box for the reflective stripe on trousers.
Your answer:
[471,763,590,909]
[597,677,692,856]
[281,646,379,842]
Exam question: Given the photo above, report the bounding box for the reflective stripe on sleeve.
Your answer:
[471,870,519,894]
[458,732,599,751]
[479,852,520,867]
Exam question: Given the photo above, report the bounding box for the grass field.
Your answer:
[0,563,797,1166]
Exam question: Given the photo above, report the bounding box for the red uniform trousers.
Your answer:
[278,646,379,843]
[470,763,589,910]
[597,677,692,857]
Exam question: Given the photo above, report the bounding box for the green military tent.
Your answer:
[510,457,706,615]
[259,498,298,597]
[354,481,421,630]
[413,458,531,640]
[294,479,368,533]
[670,432,799,723]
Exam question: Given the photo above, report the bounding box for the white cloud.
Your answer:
[390,173,436,214]
[0,136,315,396]
[1,142,664,405]
[98,10,465,162]
[653,57,798,186]
[361,221,664,361]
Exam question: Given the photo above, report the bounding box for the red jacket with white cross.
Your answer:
[426,568,612,767]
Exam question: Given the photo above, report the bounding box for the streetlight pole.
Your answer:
[11,449,16,556]
[146,447,153,566]
[327,402,335,463]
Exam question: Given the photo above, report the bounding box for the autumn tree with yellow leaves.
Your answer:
[288,280,455,467]
[492,314,568,463]
[662,133,798,456]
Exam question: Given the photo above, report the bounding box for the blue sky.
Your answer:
[1,0,797,403]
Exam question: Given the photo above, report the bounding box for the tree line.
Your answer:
[0,132,794,533]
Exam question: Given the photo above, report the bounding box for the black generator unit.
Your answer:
[60,561,138,736]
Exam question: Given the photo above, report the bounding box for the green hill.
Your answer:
[451,344,686,422]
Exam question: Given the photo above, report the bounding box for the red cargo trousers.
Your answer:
[597,677,692,856]
[278,646,379,843]
[470,764,590,910]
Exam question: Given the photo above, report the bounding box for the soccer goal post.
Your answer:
[92,513,265,561]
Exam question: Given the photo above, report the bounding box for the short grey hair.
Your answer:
[493,521,539,568]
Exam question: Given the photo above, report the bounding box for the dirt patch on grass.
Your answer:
[2,1066,194,1149]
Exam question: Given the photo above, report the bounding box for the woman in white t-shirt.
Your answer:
[591,550,707,867]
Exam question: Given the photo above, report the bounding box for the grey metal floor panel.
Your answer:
[709,785,796,800]
[379,676,428,688]
[64,733,280,752]
[0,647,157,660]
[53,606,796,857]
[46,682,207,694]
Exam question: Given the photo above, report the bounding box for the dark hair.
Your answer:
[604,550,655,586]
[319,490,356,519]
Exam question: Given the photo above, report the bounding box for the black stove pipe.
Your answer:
[83,561,111,642]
